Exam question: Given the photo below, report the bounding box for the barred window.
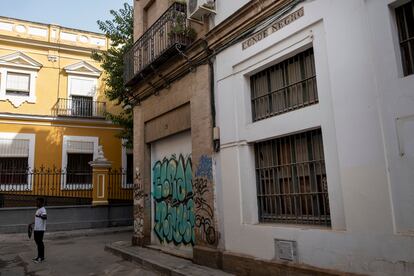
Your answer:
[251,48,318,122]
[396,0,414,76]
[254,129,330,226]
[65,139,94,185]
[0,157,28,185]
[66,153,93,185]
[0,138,29,185]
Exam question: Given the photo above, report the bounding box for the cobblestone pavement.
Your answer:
[0,232,158,276]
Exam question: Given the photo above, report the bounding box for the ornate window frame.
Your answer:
[0,52,42,107]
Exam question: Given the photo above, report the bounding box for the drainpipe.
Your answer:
[208,56,220,153]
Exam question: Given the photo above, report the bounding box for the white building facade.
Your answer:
[213,0,414,275]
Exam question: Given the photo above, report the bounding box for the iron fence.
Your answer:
[108,169,134,204]
[0,167,133,207]
[53,98,106,118]
[124,2,193,86]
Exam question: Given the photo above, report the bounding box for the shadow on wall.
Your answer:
[18,127,63,167]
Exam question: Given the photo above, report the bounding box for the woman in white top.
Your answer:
[33,197,47,263]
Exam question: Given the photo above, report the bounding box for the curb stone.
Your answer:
[105,241,233,276]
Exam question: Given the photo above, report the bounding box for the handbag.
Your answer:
[28,223,34,239]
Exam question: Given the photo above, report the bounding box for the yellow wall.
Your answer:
[0,17,125,169]
[0,18,130,200]
[0,16,121,115]
[0,122,123,169]
[0,43,113,115]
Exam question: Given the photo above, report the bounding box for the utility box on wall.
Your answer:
[275,239,298,263]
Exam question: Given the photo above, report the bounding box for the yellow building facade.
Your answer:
[0,17,132,200]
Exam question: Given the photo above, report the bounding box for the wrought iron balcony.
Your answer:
[53,97,106,119]
[124,2,194,86]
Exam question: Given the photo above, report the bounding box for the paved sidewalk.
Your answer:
[106,241,234,276]
[0,229,157,276]
[0,226,133,243]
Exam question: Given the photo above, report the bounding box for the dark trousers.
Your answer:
[34,231,45,259]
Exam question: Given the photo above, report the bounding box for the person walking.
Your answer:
[32,197,47,263]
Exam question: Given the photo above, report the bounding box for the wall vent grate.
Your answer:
[274,239,297,262]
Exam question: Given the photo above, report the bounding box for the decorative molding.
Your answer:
[14,24,26,33]
[0,51,43,70]
[0,16,107,51]
[28,26,48,37]
[0,34,103,54]
[0,65,39,107]
[0,21,13,31]
[0,112,116,125]
[60,31,77,42]
[90,37,106,47]
[47,55,58,62]
[64,61,102,77]
[0,119,123,130]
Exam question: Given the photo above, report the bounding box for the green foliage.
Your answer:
[168,13,197,40]
[92,3,134,148]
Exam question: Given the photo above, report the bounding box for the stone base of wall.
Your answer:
[193,245,223,269]
[131,235,150,247]
[0,204,132,233]
[193,247,356,276]
[221,251,354,276]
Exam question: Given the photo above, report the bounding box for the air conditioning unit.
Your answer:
[188,0,216,21]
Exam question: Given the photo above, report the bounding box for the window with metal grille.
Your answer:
[66,153,93,185]
[0,157,28,185]
[396,0,414,76]
[250,48,318,122]
[0,138,30,185]
[254,129,330,226]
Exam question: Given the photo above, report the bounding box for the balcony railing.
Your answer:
[54,97,106,119]
[124,2,194,86]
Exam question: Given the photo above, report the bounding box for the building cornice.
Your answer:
[0,112,116,126]
[206,0,294,50]
[0,16,105,37]
[0,34,101,54]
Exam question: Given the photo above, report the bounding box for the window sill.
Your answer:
[251,222,333,231]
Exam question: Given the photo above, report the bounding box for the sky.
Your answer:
[0,0,133,33]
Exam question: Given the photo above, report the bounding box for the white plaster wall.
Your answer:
[150,130,193,255]
[214,0,414,275]
[213,0,250,26]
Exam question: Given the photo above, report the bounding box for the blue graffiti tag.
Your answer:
[195,155,212,180]
[152,154,194,245]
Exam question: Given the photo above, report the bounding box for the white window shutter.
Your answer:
[6,72,30,92]
[70,77,96,96]
[66,140,94,153]
[0,139,29,157]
